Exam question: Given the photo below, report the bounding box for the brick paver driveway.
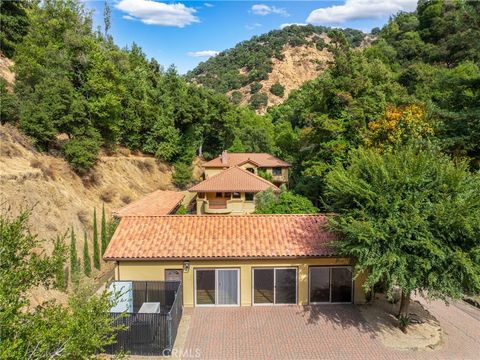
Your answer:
[180,299,480,360]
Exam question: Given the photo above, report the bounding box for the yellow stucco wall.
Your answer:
[204,167,225,179]
[196,192,256,214]
[115,258,367,307]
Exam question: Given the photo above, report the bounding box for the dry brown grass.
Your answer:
[135,159,154,172]
[121,194,133,204]
[77,209,90,227]
[100,187,116,203]
[117,147,130,156]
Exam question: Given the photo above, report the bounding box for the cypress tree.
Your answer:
[83,230,91,277]
[93,208,100,270]
[70,228,79,283]
[101,203,107,255]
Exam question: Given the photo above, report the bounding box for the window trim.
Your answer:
[194,268,241,307]
[251,267,298,306]
[308,266,354,304]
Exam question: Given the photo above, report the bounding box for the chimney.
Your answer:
[221,150,228,165]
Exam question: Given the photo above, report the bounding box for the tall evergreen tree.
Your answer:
[101,204,107,255]
[69,228,78,279]
[92,208,100,270]
[83,231,91,277]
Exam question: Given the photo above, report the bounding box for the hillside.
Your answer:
[0,124,185,253]
[186,25,368,112]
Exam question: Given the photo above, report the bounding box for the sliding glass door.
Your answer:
[195,269,239,306]
[252,268,297,305]
[309,266,353,304]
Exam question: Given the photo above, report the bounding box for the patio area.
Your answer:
[177,299,480,360]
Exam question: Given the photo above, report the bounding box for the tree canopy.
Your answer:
[255,187,318,214]
[325,146,480,316]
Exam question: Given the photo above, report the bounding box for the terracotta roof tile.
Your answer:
[189,166,279,193]
[103,214,336,260]
[204,152,291,168]
[113,190,184,217]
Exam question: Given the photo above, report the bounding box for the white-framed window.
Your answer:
[309,266,353,304]
[252,267,297,305]
[194,268,240,307]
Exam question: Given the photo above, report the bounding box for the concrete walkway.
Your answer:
[179,299,480,359]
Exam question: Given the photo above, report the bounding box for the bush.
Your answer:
[258,170,273,182]
[231,91,242,104]
[176,205,188,214]
[250,82,262,94]
[249,93,268,110]
[62,137,100,174]
[173,162,192,189]
[255,190,318,214]
[100,187,116,203]
[269,82,285,97]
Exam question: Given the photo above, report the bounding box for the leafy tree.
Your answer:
[230,91,242,104]
[69,228,78,281]
[269,82,285,97]
[62,134,101,174]
[325,146,480,322]
[176,205,188,215]
[92,208,100,270]
[255,188,318,214]
[173,162,192,189]
[83,231,91,277]
[257,169,273,182]
[0,79,18,124]
[249,92,268,110]
[0,0,30,58]
[228,137,246,153]
[0,210,118,358]
[101,204,107,255]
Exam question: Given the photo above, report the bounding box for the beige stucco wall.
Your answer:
[115,258,367,307]
[204,167,225,179]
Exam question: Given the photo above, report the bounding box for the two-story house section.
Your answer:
[203,151,291,187]
[189,166,279,215]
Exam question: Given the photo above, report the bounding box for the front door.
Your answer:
[195,268,240,306]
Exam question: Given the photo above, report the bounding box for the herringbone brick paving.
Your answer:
[181,299,480,360]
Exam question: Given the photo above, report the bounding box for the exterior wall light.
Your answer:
[183,261,190,273]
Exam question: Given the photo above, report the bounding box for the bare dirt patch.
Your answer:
[359,293,442,351]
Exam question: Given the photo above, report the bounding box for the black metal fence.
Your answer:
[106,281,183,356]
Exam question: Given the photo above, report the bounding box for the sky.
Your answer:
[85,0,418,74]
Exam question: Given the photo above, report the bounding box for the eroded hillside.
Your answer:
[0,124,177,250]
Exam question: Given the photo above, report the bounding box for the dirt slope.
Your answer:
[228,41,333,113]
[0,124,177,251]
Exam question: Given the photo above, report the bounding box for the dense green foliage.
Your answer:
[83,231,91,277]
[4,0,274,173]
[0,211,118,358]
[173,162,193,189]
[325,146,480,313]
[69,228,78,281]
[0,0,30,58]
[255,187,318,214]
[187,25,365,94]
[269,0,480,205]
[270,82,285,97]
[92,208,100,270]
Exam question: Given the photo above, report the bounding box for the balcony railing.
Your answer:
[105,281,183,356]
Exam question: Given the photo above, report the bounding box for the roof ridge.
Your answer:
[232,165,280,189]
[121,213,324,218]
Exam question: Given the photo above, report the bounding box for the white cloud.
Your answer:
[122,15,136,21]
[204,3,214,7]
[116,0,199,27]
[245,23,262,30]
[280,23,307,29]
[306,0,417,24]
[187,50,220,58]
[251,4,289,17]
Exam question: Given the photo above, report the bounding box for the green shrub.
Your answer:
[62,137,100,174]
[173,162,192,189]
[176,205,188,214]
[250,82,262,94]
[258,170,273,182]
[249,93,268,110]
[231,91,242,104]
[269,82,285,97]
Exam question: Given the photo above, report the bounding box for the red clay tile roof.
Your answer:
[113,190,184,217]
[189,166,279,193]
[103,214,336,260]
[204,152,290,168]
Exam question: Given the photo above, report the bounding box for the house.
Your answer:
[103,214,367,307]
[188,166,279,214]
[113,190,184,217]
[203,151,291,186]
